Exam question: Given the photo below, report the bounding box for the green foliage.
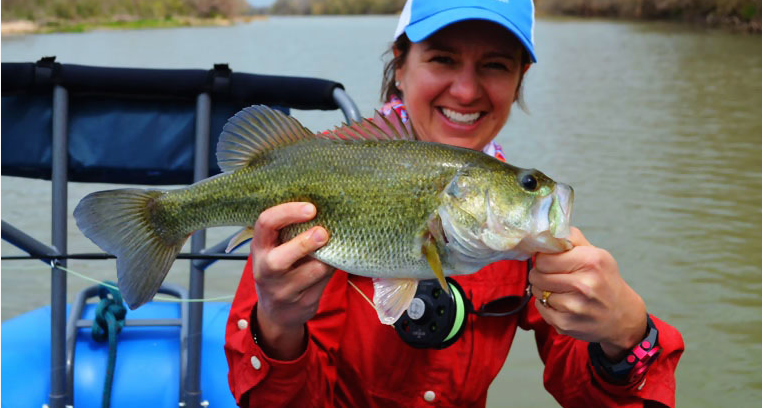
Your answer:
[739,2,758,20]
[536,0,762,20]
[1,0,245,22]
[36,17,199,33]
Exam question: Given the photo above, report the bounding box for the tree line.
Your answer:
[270,0,405,15]
[268,0,758,31]
[3,0,758,33]
[536,0,761,30]
[1,0,249,22]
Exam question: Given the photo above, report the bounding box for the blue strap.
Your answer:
[91,281,127,408]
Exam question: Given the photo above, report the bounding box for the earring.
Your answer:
[395,81,401,87]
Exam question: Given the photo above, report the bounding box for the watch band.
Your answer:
[589,314,662,385]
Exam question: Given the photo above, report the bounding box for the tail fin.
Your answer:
[74,189,188,309]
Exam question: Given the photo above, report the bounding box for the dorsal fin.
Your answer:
[321,108,417,142]
[216,105,315,173]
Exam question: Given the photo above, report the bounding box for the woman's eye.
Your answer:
[485,62,509,71]
[431,56,454,65]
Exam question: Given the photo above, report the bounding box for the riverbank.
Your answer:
[1,15,265,36]
[537,0,762,33]
[267,0,762,33]
[3,2,760,36]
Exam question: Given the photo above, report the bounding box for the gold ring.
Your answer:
[540,290,552,308]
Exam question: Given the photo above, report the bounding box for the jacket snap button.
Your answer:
[423,390,435,402]
[238,319,248,330]
[251,356,262,370]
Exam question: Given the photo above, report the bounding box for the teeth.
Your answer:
[441,108,480,124]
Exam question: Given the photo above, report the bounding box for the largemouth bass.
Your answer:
[74,105,573,324]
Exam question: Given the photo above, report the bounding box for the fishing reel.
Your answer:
[394,278,469,349]
[394,261,533,349]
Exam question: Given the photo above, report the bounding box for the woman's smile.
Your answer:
[438,107,483,126]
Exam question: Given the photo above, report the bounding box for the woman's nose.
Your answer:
[449,67,482,104]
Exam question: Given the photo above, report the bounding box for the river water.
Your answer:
[2,16,761,407]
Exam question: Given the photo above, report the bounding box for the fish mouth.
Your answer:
[549,183,574,239]
[521,182,574,253]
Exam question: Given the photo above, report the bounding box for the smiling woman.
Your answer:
[223,1,685,407]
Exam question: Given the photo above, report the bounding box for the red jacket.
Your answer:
[225,256,684,407]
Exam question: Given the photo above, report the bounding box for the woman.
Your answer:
[225,1,684,406]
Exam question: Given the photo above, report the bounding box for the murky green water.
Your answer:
[2,16,761,407]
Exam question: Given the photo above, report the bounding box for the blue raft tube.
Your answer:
[1,58,360,408]
[2,286,236,407]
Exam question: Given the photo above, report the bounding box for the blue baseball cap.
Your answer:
[394,0,537,63]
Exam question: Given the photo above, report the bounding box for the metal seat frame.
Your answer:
[1,60,360,408]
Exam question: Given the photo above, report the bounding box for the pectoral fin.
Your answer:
[372,278,419,325]
[225,226,254,253]
[423,235,449,294]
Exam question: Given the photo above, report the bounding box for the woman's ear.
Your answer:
[393,47,403,92]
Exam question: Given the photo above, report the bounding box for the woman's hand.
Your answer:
[529,227,647,360]
[252,202,335,360]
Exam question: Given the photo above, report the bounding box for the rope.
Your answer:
[39,263,233,406]
[50,262,234,302]
[90,282,126,408]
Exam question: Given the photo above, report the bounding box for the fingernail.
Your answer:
[302,203,316,216]
[311,228,327,244]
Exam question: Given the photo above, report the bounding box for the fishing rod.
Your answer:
[1,253,249,261]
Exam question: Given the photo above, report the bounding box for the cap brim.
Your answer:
[404,7,537,63]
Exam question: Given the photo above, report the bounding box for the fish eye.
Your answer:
[519,174,538,192]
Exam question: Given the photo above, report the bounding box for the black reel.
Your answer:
[394,277,470,349]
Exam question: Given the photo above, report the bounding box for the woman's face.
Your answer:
[395,21,528,151]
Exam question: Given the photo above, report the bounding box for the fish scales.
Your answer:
[151,138,481,278]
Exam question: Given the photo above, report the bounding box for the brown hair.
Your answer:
[380,34,532,110]
[380,34,412,103]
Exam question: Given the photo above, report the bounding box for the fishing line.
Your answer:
[48,261,234,303]
[347,278,377,309]
[346,278,398,335]
[1,253,249,261]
